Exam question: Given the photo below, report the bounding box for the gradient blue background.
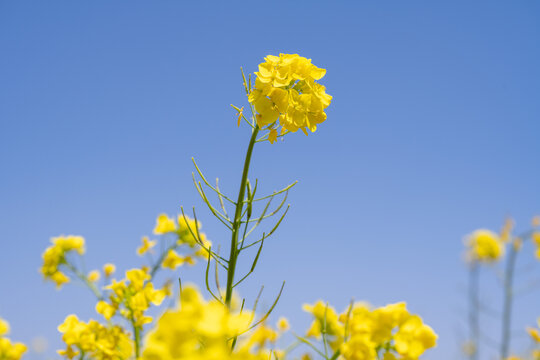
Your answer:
[1,1,539,359]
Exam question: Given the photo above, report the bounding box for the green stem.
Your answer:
[64,262,103,300]
[501,242,518,359]
[225,126,260,307]
[468,263,479,360]
[130,315,141,358]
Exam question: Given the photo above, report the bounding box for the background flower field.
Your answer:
[1,1,539,359]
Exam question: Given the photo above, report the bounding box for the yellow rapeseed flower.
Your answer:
[249,54,332,140]
[153,214,177,234]
[304,300,437,359]
[137,236,156,256]
[394,315,438,359]
[87,270,100,283]
[0,317,27,360]
[464,229,504,263]
[277,317,290,332]
[0,318,9,337]
[103,263,116,277]
[142,285,279,360]
[95,301,117,320]
[0,338,27,360]
[57,315,132,360]
[40,235,87,289]
[162,250,184,270]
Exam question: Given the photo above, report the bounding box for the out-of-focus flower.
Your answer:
[0,317,27,360]
[88,270,100,283]
[137,236,156,256]
[57,315,132,360]
[142,286,282,360]
[464,229,504,263]
[103,263,116,277]
[40,235,86,289]
[303,300,437,360]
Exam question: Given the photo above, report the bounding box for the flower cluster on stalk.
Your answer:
[248,54,332,142]
[303,301,437,360]
[0,317,26,360]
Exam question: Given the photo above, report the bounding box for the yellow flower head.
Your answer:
[303,300,437,359]
[103,263,116,277]
[87,270,100,283]
[137,236,156,256]
[96,301,117,320]
[57,315,132,360]
[277,317,290,332]
[464,229,504,263]
[153,214,177,235]
[162,250,184,270]
[142,285,277,360]
[249,54,332,139]
[0,318,9,337]
[0,338,27,360]
[40,235,86,289]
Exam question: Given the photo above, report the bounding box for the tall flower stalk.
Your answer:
[225,125,260,307]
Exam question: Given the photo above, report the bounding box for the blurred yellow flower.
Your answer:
[0,317,26,360]
[103,263,116,277]
[137,236,156,256]
[153,214,176,234]
[464,229,504,263]
[162,250,184,270]
[57,315,132,360]
[277,317,290,332]
[87,270,100,283]
[303,300,437,360]
[0,318,10,337]
[40,235,86,289]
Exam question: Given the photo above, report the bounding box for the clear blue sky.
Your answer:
[1,1,539,359]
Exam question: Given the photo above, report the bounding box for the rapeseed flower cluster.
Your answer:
[57,315,132,360]
[303,301,437,360]
[463,216,540,360]
[0,317,26,360]
[40,235,86,288]
[96,269,167,326]
[142,286,284,360]
[152,213,211,270]
[248,54,332,141]
[464,230,504,263]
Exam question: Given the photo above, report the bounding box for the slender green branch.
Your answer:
[500,242,518,359]
[215,178,229,218]
[293,334,327,358]
[468,263,479,360]
[205,247,223,303]
[244,190,289,224]
[64,262,103,300]
[252,181,297,202]
[240,206,290,251]
[192,158,236,205]
[234,235,265,288]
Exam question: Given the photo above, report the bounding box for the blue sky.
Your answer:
[1,1,539,359]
